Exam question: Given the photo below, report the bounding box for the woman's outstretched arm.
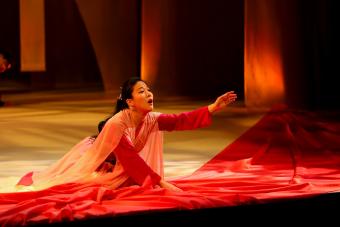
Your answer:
[208,91,237,114]
[158,91,237,131]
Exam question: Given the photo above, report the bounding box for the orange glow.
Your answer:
[20,0,46,71]
[141,0,161,86]
[244,0,285,108]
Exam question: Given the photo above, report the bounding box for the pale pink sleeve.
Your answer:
[157,106,212,131]
[25,115,126,188]
[72,116,125,174]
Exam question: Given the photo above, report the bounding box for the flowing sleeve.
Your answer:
[157,106,212,131]
[114,136,161,186]
[27,114,127,188]
[70,116,126,174]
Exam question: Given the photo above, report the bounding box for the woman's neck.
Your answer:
[129,109,147,127]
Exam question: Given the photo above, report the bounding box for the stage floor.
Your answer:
[0,90,264,192]
[1,90,340,226]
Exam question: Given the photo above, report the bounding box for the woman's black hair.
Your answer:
[92,77,144,138]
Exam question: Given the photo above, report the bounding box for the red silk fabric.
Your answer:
[1,105,340,226]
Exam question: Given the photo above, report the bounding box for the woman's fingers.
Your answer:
[219,91,237,104]
[209,91,238,114]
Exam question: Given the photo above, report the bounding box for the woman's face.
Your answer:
[128,81,154,113]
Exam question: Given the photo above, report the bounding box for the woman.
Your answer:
[16,77,237,192]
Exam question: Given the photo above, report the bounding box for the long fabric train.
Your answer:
[1,105,340,226]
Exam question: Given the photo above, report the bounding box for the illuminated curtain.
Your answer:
[141,0,161,86]
[244,0,285,108]
[20,0,46,71]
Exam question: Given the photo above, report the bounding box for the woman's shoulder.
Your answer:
[105,111,127,128]
[147,111,162,120]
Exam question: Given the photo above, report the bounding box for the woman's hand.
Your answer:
[159,180,183,192]
[208,91,237,114]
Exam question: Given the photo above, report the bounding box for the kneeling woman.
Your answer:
[17,77,237,192]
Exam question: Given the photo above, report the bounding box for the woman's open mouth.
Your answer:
[148,99,153,105]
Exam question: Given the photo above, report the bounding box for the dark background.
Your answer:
[0,0,338,110]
